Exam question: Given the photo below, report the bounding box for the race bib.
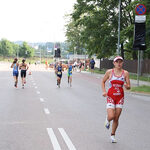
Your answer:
[58,71,61,75]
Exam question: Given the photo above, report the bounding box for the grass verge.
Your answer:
[88,68,150,82]
[131,85,150,94]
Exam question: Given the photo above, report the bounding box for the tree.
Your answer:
[0,39,14,57]
[19,42,34,57]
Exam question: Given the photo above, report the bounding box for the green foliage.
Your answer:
[19,42,34,58]
[0,39,35,58]
[0,39,14,57]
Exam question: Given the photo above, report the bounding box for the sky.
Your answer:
[0,0,76,43]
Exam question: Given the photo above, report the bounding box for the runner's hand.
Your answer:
[124,84,130,90]
[102,92,107,97]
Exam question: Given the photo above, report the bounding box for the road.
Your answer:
[0,63,150,150]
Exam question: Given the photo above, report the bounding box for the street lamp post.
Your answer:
[117,0,121,55]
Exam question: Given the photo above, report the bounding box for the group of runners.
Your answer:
[11,58,29,88]
[11,56,131,143]
[54,61,73,88]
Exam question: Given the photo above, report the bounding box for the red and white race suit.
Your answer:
[107,69,125,109]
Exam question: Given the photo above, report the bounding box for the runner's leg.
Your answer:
[111,108,122,135]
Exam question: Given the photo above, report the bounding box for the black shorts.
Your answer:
[91,66,94,69]
[21,70,26,78]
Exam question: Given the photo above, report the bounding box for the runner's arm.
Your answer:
[19,63,22,69]
[124,71,131,90]
[101,70,111,97]
[26,64,29,70]
[11,63,14,68]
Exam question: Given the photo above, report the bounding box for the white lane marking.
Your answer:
[47,128,61,150]
[35,86,38,89]
[58,128,76,150]
[33,83,36,85]
[40,98,45,102]
[44,108,50,114]
[36,91,40,94]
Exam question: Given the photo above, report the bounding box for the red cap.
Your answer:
[113,56,123,62]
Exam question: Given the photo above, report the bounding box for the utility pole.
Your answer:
[117,0,121,55]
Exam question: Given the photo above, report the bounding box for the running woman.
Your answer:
[56,62,64,88]
[101,56,130,143]
[19,59,29,89]
[67,62,73,87]
[11,58,19,88]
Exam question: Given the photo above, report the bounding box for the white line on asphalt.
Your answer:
[47,128,61,150]
[58,128,76,150]
[35,86,37,89]
[44,108,50,114]
[40,98,45,102]
[36,91,40,94]
[33,83,36,85]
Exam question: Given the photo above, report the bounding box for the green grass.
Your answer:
[87,68,150,82]
[87,67,106,74]
[129,74,150,82]
[131,85,150,93]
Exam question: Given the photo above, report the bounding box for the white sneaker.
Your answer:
[104,117,110,129]
[110,135,117,143]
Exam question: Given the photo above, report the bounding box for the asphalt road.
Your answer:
[0,63,150,150]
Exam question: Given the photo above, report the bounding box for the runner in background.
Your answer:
[90,58,95,74]
[56,62,64,88]
[67,62,73,87]
[19,58,29,89]
[11,58,19,88]
[101,56,130,143]
[45,60,48,70]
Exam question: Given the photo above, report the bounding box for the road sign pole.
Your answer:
[137,50,140,86]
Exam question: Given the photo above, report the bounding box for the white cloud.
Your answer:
[0,0,76,42]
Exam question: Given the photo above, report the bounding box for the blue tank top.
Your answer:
[13,63,18,72]
[68,65,72,74]
[57,65,62,75]
[57,66,62,72]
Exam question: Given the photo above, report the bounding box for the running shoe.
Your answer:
[22,84,24,89]
[104,117,110,130]
[110,135,117,143]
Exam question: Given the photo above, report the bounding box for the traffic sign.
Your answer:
[135,4,146,15]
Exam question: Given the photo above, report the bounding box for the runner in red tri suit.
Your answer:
[101,56,130,143]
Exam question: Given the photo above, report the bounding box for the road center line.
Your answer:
[36,91,40,94]
[47,128,61,150]
[35,86,37,89]
[58,128,76,150]
[44,108,50,114]
[40,98,45,102]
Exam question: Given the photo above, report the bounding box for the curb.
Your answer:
[125,91,150,97]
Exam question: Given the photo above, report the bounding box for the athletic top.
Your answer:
[13,63,18,72]
[68,65,72,75]
[57,65,62,75]
[90,59,95,67]
[108,69,125,96]
[20,63,27,70]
